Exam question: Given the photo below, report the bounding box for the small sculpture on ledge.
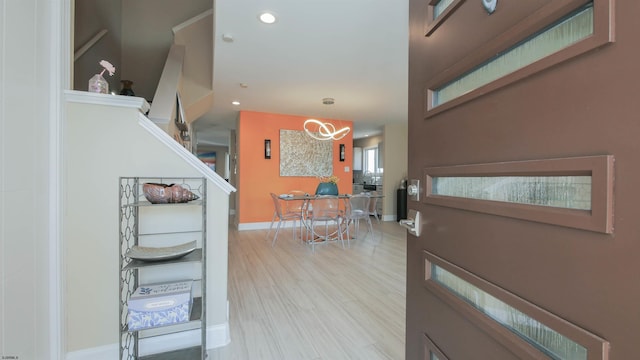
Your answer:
[143,183,199,204]
[88,60,116,94]
[119,80,136,96]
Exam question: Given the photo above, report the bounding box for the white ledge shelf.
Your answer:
[64,90,150,114]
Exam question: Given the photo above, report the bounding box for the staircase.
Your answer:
[148,10,215,152]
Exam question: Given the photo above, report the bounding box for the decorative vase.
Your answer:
[119,80,136,96]
[315,182,339,195]
[88,74,109,94]
[142,183,200,204]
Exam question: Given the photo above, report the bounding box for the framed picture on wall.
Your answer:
[279,130,332,176]
[197,152,216,171]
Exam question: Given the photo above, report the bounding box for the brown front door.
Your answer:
[407,1,637,359]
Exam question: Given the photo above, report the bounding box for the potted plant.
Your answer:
[315,175,340,195]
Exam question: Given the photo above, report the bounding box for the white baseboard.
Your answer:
[382,214,396,222]
[65,323,229,360]
[65,343,118,360]
[138,323,228,356]
[238,221,276,231]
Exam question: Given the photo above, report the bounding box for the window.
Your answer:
[432,175,592,210]
[433,4,594,108]
[423,333,449,360]
[433,0,455,19]
[432,264,587,359]
[423,251,610,359]
[425,0,614,117]
[425,0,464,36]
[424,156,614,233]
[363,146,381,175]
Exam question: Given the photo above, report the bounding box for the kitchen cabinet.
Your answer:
[353,147,362,170]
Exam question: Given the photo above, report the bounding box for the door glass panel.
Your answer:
[433,0,455,19]
[433,4,594,107]
[432,264,588,360]
[432,175,591,210]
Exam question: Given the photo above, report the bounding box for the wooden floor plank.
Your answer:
[208,220,407,360]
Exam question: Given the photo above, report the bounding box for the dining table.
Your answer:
[278,192,383,246]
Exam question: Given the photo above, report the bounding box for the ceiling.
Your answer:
[194,0,409,146]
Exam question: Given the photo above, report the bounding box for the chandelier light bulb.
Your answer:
[304,119,351,141]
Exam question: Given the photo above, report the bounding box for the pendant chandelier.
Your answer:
[303,98,351,141]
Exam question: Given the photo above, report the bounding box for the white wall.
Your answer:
[354,134,383,151]
[1,2,226,358]
[64,94,232,355]
[120,0,212,101]
[354,128,408,220]
[73,0,212,102]
[73,0,122,92]
[383,123,408,220]
[1,0,61,358]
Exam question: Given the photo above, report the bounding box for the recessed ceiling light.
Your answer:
[231,101,240,106]
[258,12,277,24]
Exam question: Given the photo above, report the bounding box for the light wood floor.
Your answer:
[208,219,407,360]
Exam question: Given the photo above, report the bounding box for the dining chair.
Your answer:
[344,193,373,241]
[287,190,309,242]
[307,195,345,252]
[267,193,303,247]
[368,191,381,223]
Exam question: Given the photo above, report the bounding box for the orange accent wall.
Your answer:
[238,111,353,224]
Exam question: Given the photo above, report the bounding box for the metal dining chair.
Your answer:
[307,195,345,252]
[267,193,303,247]
[344,193,373,241]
